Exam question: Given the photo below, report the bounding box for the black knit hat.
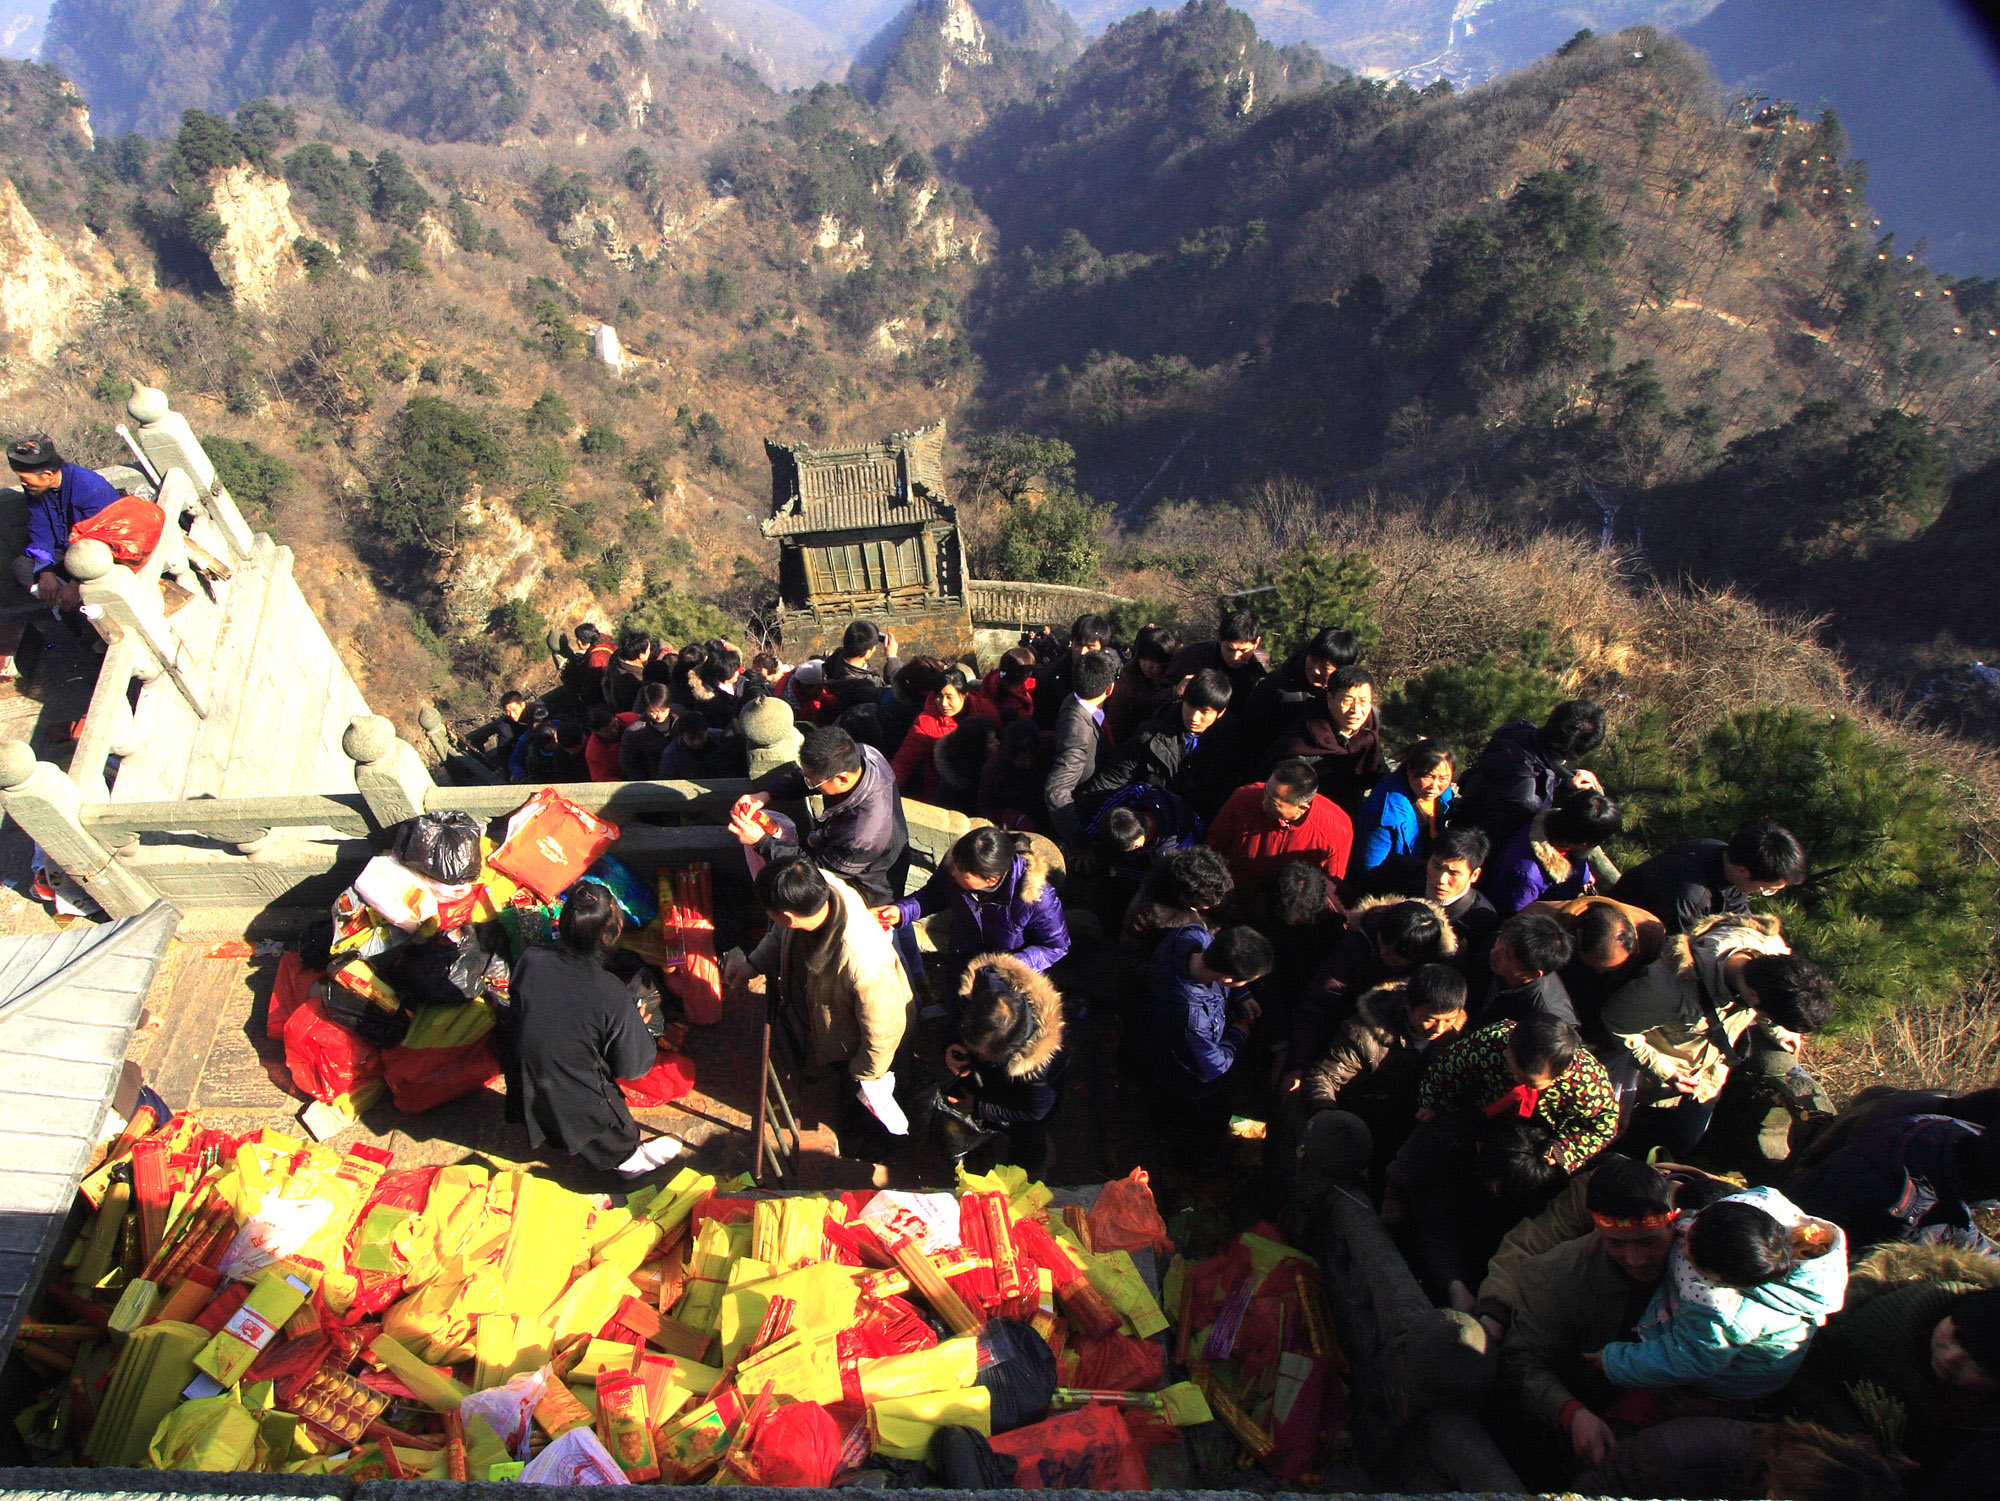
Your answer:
[5,433,61,473]
[1952,1287,2000,1374]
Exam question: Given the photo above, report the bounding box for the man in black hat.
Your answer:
[6,432,118,608]
[3,434,119,679]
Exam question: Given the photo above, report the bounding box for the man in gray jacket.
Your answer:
[1044,649,1120,845]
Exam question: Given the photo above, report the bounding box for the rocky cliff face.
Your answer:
[440,493,548,628]
[205,165,307,311]
[0,175,114,388]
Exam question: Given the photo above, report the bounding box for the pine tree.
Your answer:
[1251,538,1378,659]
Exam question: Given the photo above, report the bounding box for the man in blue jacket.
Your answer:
[7,433,117,607]
[1146,922,1274,1171]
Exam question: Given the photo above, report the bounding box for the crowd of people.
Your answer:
[470,603,1992,1499]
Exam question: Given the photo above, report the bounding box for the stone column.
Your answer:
[126,385,255,561]
[344,715,433,832]
[67,537,208,718]
[0,742,165,919]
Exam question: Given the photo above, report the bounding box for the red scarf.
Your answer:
[1483,1084,1540,1119]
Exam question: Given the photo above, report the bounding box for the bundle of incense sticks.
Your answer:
[888,1236,984,1336]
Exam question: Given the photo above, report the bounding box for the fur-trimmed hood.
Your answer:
[1659,909,1788,979]
[958,950,1065,1077]
[1525,810,1574,885]
[1843,1238,2000,1311]
[1354,981,1413,1041]
[1349,892,1462,961]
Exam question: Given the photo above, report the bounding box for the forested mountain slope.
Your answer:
[0,59,988,723]
[955,12,1999,603]
[42,0,778,141]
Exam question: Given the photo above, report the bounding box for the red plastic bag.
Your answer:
[268,952,324,1041]
[70,495,165,567]
[618,1044,697,1108]
[381,1030,501,1114]
[1072,1332,1165,1393]
[989,1405,1149,1490]
[488,788,619,903]
[283,995,383,1104]
[746,1399,842,1487]
[659,863,723,1026]
[1086,1168,1171,1254]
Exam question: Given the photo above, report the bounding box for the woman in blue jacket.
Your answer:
[1353,739,1457,872]
[881,827,1070,986]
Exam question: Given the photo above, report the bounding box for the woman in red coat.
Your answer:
[891,666,1000,795]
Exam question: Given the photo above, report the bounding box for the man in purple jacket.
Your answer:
[8,434,118,605]
[4,434,118,679]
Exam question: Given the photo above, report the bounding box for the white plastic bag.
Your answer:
[459,1368,547,1460]
[216,1196,335,1282]
[856,1190,960,1253]
[519,1425,629,1485]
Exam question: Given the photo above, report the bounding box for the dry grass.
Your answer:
[1811,977,2000,1105]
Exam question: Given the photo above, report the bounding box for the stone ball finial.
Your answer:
[127,385,171,424]
[0,740,37,789]
[417,705,443,731]
[64,538,115,581]
[343,714,396,765]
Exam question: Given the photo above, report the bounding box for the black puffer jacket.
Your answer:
[957,953,1069,1129]
[1451,719,1578,848]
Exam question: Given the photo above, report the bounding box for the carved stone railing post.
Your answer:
[0,742,165,919]
[66,537,208,718]
[344,715,432,832]
[126,385,255,562]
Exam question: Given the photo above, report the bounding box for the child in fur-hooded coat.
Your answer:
[947,952,1069,1167]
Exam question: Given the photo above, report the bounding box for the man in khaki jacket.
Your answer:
[725,855,913,1142]
[1599,912,1835,1160]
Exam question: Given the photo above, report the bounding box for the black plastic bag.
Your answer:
[975,1318,1057,1433]
[909,1077,1003,1165]
[389,811,483,885]
[379,925,498,1009]
[321,974,411,1048]
[928,1427,1018,1488]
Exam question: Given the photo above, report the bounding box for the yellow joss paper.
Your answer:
[732,1329,843,1405]
[382,1273,477,1364]
[1159,1382,1214,1426]
[543,1262,639,1343]
[956,1162,1051,1221]
[856,1336,979,1404]
[663,1356,723,1397]
[593,1216,661,1276]
[86,1321,208,1468]
[500,1172,589,1320]
[566,1339,643,1383]
[642,1166,715,1232]
[367,1332,471,1411]
[1086,1249,1169,1339]
[714,1261,863,1366]
[147,1391,268,1473]
[474,1314,553,1391]
[866,1387,991,1460]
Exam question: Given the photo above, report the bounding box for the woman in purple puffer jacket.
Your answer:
[878,827,1071,987]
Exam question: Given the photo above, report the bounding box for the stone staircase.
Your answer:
[99,531,368,806]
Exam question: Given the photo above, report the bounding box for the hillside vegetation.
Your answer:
[955,12,1998,612]
[0,4,1993,1039]
[43,0,779,141]
[1,62,989,721]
